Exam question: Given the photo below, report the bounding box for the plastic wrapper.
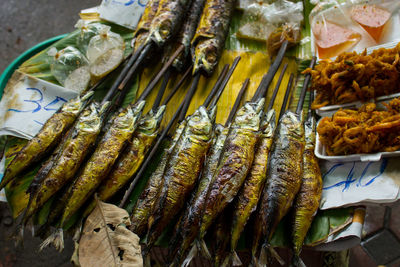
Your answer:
[47,46,91,93]
[236,0,303,55]
[310,0,400,59]
[75,20,108,53]
[86,26,125,79]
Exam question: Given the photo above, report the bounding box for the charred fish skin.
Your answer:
[133,0,161,50]
[149,0,191,47]
[83,106,166,218]
[130,120,188,237]
[230,110,276,253]
[146,106,215,249]
[24,101,108,219]
[260,110,305,251]
[169,124,227,263]
[199,99,265,238]
[0,91,93,190]
[58,101,145,227]
[292,115,322,258]
[191,0,235,75]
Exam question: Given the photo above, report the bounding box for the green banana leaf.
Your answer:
[2,0,354,249]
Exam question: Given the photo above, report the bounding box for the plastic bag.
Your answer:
[236,0,303,55]
[47,46,91,93]
[75,20,108,53]
[86,26,125,79]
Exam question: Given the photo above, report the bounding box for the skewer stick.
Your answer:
[252,40,289,101]
[202,64,230,108]
[161,65,192,106]
[119,79,199,208]
[306,85,315,122]
[152,69,172,110]
[209,56,241,109]
[295,57,317,115]
[178,73,201,121]
[225,78,250,127]
[266,63,288,111]
[138,45,185,102]
[100,44,145,104]
[279,73,294,121]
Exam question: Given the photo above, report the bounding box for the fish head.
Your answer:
[138,105,166,134]
[262,109,276,136]
[280,110,304,139]
[232,98,265,131]
[193,39,219,76]
[61,91,94,115]
[214,123,225,135]
[77,102,103,132]
[187,106,214,139]
[114,101,145,130]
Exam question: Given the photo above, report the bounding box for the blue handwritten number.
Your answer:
[43,96,67,111]
[357,159,387,187]
[8,88,43,113]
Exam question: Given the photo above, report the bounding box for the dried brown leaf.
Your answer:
[78,199,142,267]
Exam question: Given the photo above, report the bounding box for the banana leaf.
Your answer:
[1,0,356,249]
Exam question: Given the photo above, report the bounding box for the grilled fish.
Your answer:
[291,114,322,265]
[133,0,161,50]
[0,91,93,190]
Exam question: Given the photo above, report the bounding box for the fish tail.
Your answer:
[143,253,151,267]
[182,243,198,267]
[197,238,212,260]
[251,255,261,267]
[221,250,242,267]
[291,255,306,267]
[11,223,25,248]
[39,228,64,252]
[259,244,285,266]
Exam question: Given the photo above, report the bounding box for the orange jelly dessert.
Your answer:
[312,20,361,59]
[351,4,391,42]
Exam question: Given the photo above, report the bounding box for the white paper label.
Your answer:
[99,0,148,30]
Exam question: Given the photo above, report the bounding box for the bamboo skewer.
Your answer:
[266,63,288,111]
[279,73,294,120]
[295,57,317,115]
[225,78,250,127]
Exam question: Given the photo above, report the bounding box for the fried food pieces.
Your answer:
[304,43,400,108]
[317,98,400,155]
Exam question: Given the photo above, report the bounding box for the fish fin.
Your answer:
[182,244,198,267]
[197,238,212,260]
[39,228,64,252]
[291,255,306,267]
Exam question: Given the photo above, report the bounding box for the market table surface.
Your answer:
[1,0,400,266]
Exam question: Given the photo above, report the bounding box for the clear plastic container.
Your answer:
[75,20,108,53]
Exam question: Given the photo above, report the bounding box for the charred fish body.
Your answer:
[291,115,322,264]
[169,124,227,265]
[146,106,216,250]
[199,99,264,243]
[228,109,276,265]
[130,120,188,237]
[133,0,161,51]
[191,0,235,75]
[83,106,166,217]
[258,110,305,262]
[148,0,191,47]
[58,101,145,227]
[23,101,108,221]
[0,91,93,190]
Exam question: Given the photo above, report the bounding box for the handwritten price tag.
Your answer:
[99,0,148,30]
[0,71,79,139]
[320,158,400,209]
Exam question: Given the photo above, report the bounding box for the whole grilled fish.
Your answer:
[169,124,227,265]
[133,0,161,50]
[58,101,145,227]
[145,106,215,251]
[191,0,235,75]
[164,0,206,71]
[83,106,166,218]
[130,120,188,237]
[257,110,305,265]
[291,114,322,265]
[149,0,191,46]
[199,99,264,240]
[227,109,276,266]
[23,101,109,221]
[0,91,93,190]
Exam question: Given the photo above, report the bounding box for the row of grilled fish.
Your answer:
[129,91,323,266]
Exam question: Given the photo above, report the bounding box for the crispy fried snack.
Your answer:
[304,43,400,108]
[317,98,400,155]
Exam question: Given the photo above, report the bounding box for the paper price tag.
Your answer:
[99,0,148,30]
[0,71,79,139]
